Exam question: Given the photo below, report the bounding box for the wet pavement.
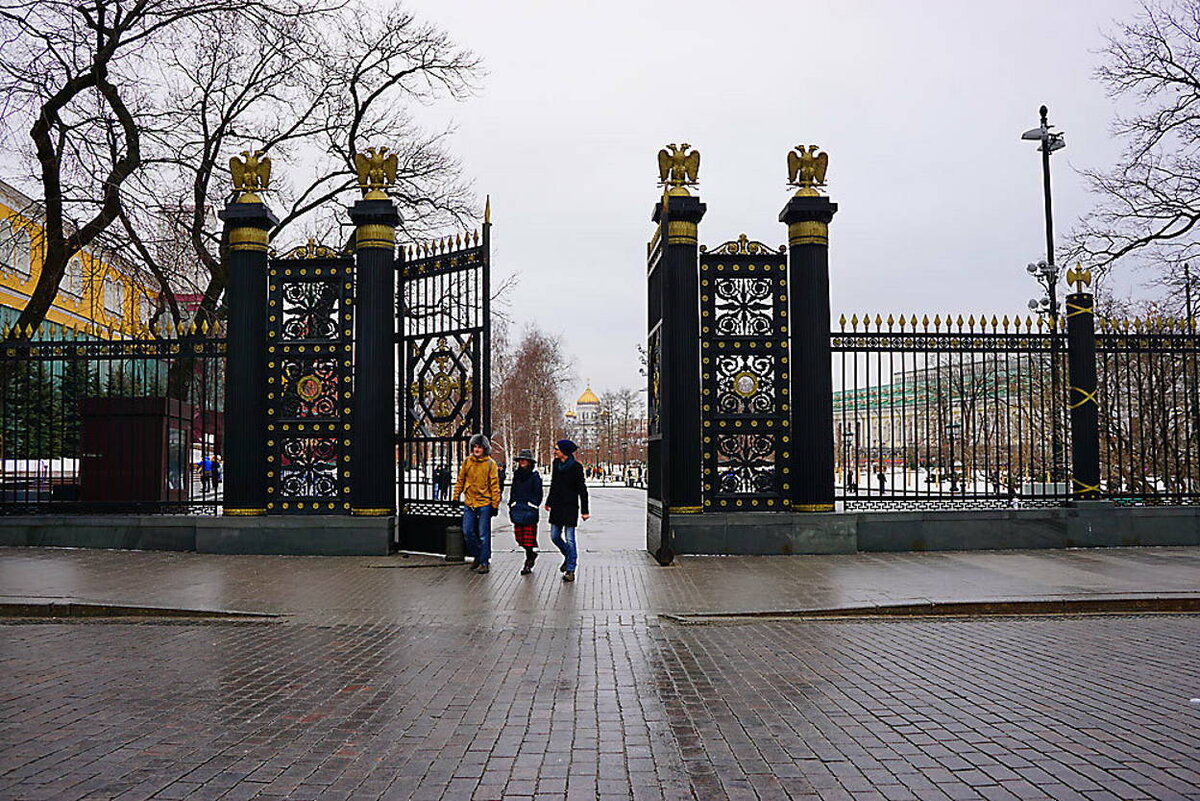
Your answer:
[1,488,1198,800]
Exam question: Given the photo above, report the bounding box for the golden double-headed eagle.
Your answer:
[355,146,398,196]
[657,143,699,187]
[787,145,828,190]
[230,150,271,197]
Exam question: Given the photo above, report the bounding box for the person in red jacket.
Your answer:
[544,439,589,582]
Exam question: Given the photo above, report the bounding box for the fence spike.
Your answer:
[954,314,963,328]
[874,314,883,329]
[897,314,906,329]
[838,313,846,329]
[933,314,942,330]
[849,313,859,330]
[1,324,9,338]
[886,314,894,328]
[967,314,975,329]
[921,314,929,330]
[910,314,918,329]
[1036,316,1045,331]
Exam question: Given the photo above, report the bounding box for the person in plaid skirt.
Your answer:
[507,448,544,575]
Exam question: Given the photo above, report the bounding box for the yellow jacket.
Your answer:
[454,455,500,508]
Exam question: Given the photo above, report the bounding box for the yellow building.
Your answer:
[0,179,155,337]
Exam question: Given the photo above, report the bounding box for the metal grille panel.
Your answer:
[265,255,355,514]
[699,242,790,511]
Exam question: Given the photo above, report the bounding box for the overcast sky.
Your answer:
[402,0,1142,400]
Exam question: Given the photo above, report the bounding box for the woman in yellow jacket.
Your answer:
[453,433,502,573]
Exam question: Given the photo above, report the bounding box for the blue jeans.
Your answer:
[550,523,577,572]
[462,505,492,565]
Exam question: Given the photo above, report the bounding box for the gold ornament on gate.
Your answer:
[1066,263,1092,293]
[787,145,829,195]
[657,143,700,195]
[230,150,272,203]
[354,146,398,199]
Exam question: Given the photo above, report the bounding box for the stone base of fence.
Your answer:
[652,504,1200,556]
[0,515,392,556]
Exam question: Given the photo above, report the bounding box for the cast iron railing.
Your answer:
[0,326,226,514]
[832,313,1199,510]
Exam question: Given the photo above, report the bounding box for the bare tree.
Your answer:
[492,325,572,468]
[1,0,480,335]
[0,0,319,337]
[1068,0,1200,308]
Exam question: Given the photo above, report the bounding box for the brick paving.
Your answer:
[1,490,1199,800]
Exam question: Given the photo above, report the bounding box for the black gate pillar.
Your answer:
[349,180,400,517]
[219,154,277,516]
[654,184,706,518]
[780,150,838,512]
[1065,266,1101,500]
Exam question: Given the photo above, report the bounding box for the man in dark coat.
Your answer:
[544,438,589,582]
[507,448,543,575]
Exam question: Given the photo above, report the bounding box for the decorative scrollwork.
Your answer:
[715,434,777,494]
[702,234,785,255]
[648,329,662,437]
[408,334,476,436]
[716,354,775,415]
[280,437,339,497]
[280,358,339,418]
[282,281,338,340]
[276,238,341,260]
[714,278,774,337]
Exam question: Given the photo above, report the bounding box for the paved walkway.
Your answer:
[2,489,1198,800]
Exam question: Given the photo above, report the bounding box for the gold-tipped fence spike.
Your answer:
[910,314,918,328]
[838,313,846,329]
[1037,317,1045,331]
[887,314,895,328]
[874,314,883,328]
[1,324,9,338]
[955,314,964,328]
[1002,315,1010,331]
[967,314,975,329]
[921,314,929,330]
[933,314,942,329]
[991,314,999,330]
[898,314,906,329]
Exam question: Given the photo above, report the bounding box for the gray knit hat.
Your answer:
[469,433,491,455]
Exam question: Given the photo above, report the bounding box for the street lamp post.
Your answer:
[1023,104,1067,486]
[946,421,961,493]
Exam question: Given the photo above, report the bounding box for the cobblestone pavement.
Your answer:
[2,490,1199,800]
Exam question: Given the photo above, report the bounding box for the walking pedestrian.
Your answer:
[545,439,589,582]
[876,468,886,493]
[437,464,452,501]
[453,434,501,574]
[211,457,222,495]
[508,448,543,576]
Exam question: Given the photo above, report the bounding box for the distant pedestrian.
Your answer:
[453,434,501,574]
[508,449,544,576]
[197,456,213,494]
[211,457,222,494]
[437,464,452,500]
[497,461,507,496]
[876,469,886,492]
[545,439,589,582]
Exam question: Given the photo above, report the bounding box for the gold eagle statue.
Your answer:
[657,143,700,188]
[787,145,828,191]
[230,150,272,200]
[355,146,398,198]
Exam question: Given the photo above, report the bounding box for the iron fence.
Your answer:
[0,327,226,514]
[1097,318,1200,505]
[832,313,1199,510]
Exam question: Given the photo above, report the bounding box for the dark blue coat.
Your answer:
[507,467,543,525]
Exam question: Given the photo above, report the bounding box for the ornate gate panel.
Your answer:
[397,225,490,552]
[699,235,791,510]
[264,245,355,514]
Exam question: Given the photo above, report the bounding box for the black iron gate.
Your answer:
[397,223,491,552]
[264,243,356,514]
[699,235,791,510]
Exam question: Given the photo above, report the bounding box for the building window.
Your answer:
[0,219,31,279]
[103,276,124,318]
[63,257,84,300]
